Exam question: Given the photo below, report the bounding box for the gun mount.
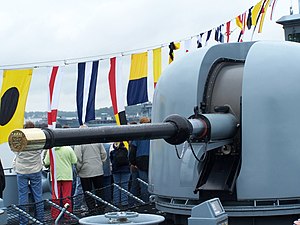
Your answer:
[8,41,300,225]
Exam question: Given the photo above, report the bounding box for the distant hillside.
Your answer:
[25,102,152,122]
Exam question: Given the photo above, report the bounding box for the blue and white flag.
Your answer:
[76,61,99,125]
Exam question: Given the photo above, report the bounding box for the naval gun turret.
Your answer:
[8,41,300,225]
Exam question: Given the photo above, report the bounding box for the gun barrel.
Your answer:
[9,114,194,151]
[47,123,177,147]
[8,114,238,152]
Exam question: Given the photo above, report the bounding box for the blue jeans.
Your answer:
[73,176,84,210]
[17,171,44,225]
[103,175,112,202]
[138,170,149,202]
[130,170,139,196]
[129,170,140,206]
[71,165,77,196]
[113,172,130,206]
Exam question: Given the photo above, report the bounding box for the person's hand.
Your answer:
[130,164,138,172]
[294,220,300,225]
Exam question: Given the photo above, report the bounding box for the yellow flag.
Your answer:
[174,42,180,49]
[153,47,162,87]
[252,0,263,26]
[236,15,243,30]
[0,69,32,144]
[258,0,271,33]
[127,52,148,106]
[129,52,148,80]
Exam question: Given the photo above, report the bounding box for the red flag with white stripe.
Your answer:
[47,66,62,198]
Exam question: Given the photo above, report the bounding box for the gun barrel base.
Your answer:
[9,128,46,152]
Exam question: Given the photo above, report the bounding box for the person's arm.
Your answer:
[129,142,137,166]
[70,147,77,164]
[99,144,107,162]
[43,150,50,167]
[74,145,82,171]
[109,149,114,162]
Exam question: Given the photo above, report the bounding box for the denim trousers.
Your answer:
[137,170,149,202]
[17,171,44,225]
[113,172,131,206]
[130,170,140,196]
[129,170,140,206]
[103,175,112,203]
[73,176,84,210]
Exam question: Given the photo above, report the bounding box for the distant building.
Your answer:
[141,102,152,118]
[25,102,153,127]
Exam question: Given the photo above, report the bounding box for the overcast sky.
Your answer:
[0,0,297,112]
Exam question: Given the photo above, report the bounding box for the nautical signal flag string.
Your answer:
[73,0,279,125]
[0,0,278,71]
[104,0,278,121]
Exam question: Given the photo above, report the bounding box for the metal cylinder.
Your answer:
[204,113,238,140]
[8,128,46,152]
[9,123,177,151]
[8,114,238,152]
[9,114,192,151]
